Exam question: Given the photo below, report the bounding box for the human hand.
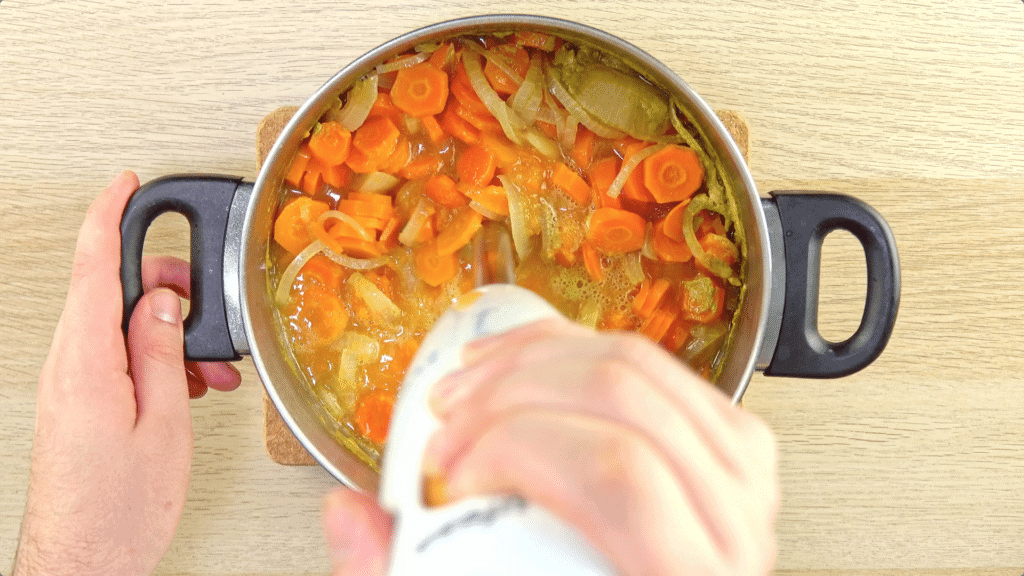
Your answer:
[321,318,779,576]
[13,171,241,576]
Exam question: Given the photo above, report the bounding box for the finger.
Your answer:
[50,170,141,375]
[440,410,727,576]
[144,255,242,393]
[127,288,191,433]
[323,488,393,576]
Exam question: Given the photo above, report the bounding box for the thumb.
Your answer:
[323,488,394,576]
[128,288,190,431]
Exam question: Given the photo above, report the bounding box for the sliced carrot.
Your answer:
[345,147,378,174]
[631,279,651,316]
[453,101,503,134]
[663,319,694,352]
[641,305,679,344]
[483,45,529,96]
[308,121,352,167]
[581,241,605,282]
[588,207,646,255]
[299,170,322,196]
[570,125,597,170]
[462,184,509,217]
[428,42,454,70]
[350,214,387,231]
[285,145,312,187]
[479,132,519,169]
[635,278,671,319]
[327,229,383,259]
[589,157,622,209]
[367,92,404,127]
[652,218,693,262]
[599,309,633,331]
[398,153,445,180]
[456,144,497,185]
[352,116,400,166]
[382,136,411,174]
[347,191,393,207]
[621,141,657,203]
[697,211,726,237]
[435,208,484,255]
[699,233,739,266]
[643,144,704,203]
[293,286,349,343]
[552,162,591,205]
[322,162,352,189]
[440,104,480,144]
[274,197,331,254]
[451,59,491,117]
[662,200,690,242]
[326,218,373,242]
[424,174,468,208]
[420,114,447,143]
[391,62,449,118]
[354,391,396,444]
[415,240,460,287]
[337,198,394,221]
[535,120,559,140]
[513,31,557,51]
[378,215,402,252]
[299,254,346,291]
[415,214,436,244]
[681,274,725,324]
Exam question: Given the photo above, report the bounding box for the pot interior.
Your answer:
[241,15,770,491]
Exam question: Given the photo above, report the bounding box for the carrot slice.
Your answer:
[440,104,480,144]
[570,125,597,170]
[451,59,491,117]
[274,197,330,254]
[699,233,739,266]
[663,319,694,352]
[354,391,395,444]
[641,305,679,344]
[697,211,726,237]
[299,170,322,196]
[299,255,346,290]
[652,219,693,262]
[581,241,605,282]
[415,240,460,287]
[367,92,404,127]
[428,42,454,70]
[293,286,349,343]
[621,141,657,203]
[420,114,447,143]
[391,62,449,118]
[643,144,704,203]
[587,207,646,255]
[285,145,312,187]
[599,309,633,331]
[483,45,529,96]
[435,208,483,255]
[398,153,445,180]
[337,199,394,221]
[513,31,557,51]
[681,275,724,324]
[456,144,497,185]
[350,215,387,231]
[424,174,468,208]
[535,120,558,139]
[352,116,400,166]
[378,216,402,252]
[382,136,411,174]
[322,163,352,189]
[462,184,509,217]
[348,191,393,207]
[479,132,519,170]
[552,162,591,205]
[662,200,689,242]
[308,121,352,167]
[453,101,503,134]
[327,228,383,259]
[589,157,622,209]
[345,148,378,174]
[637,278,671,319]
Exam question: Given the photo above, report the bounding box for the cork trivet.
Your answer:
[258,106,752,465]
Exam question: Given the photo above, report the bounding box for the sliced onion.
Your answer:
[524,127,559,160]
[622,252,645,286]
[462,51,526,144]
[316,210,372,242]
[469,200,505,221]
[348,272,402,322]
[275,240,325,305]
[337,348,359,389]
[681,196,734,281]
[533,105,562,126]
[538,197,561,262]
[498,175,532,259]
[353,171,401,193]
[546,69,625,139]
[510,54,544,125]
[375,52,429,74]
[558,116,578,157]
[606,143,665,199]
[578,299,601,328]
[337,331,381,362]
[463,41,524,85]
[333,74,379,132]
[641,221,657,260]
[321,249,390,270]
[414,42,442,53]
[683,322,728,363]
[398,198,435,247]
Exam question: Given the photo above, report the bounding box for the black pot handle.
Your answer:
[763,191,900,378]
[120,175,245,361]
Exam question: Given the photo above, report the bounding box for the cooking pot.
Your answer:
[118,15,900,493]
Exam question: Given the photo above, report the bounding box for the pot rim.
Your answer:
[243,14,771,487]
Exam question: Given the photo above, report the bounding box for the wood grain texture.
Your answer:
[1,1,1022,574]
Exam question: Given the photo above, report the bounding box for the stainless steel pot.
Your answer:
[119,15,900,493]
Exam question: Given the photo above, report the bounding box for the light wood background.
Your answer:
[2,1,1022,574]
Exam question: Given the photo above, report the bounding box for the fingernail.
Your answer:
[150,289,181,325]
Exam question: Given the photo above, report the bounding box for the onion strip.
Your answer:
[375,52,429,74]
[606,143,665,199]
[498,175,532,259]
[462,51,526,144]
[398,198,435,247]
[469,200,505,221]
[275,240,325,305]
[510,54,544,125]
[463,41,525,85]
[681,196,734,281]
[316,210,373,242]
[334,74,379,132]
[546,69,625,139]
[622,252,645,285]
[321,249,391,271]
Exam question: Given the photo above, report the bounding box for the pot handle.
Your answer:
[762,191,900,378]
[120,175,247,361]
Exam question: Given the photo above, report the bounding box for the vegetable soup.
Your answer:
[269,30,746,466]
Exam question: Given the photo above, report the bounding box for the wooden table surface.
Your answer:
[2,1,1022,574]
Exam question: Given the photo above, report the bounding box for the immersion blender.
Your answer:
[379,223,617,575]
